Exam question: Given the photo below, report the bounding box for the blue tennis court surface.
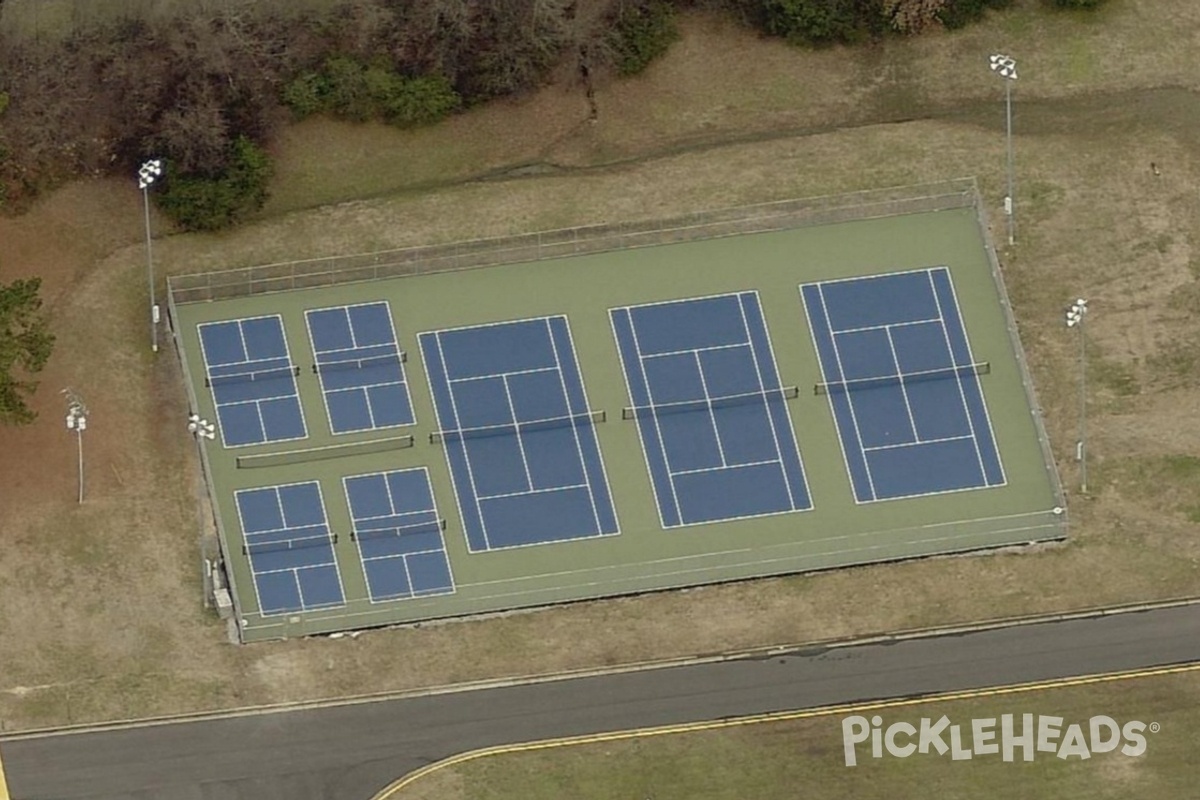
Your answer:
[419,316,620,551]
[198,315,307,447]
[343,468,455,603]
[306,302,415,435]
[234,481,345,615]
[801,267,1005,503]
[611,292,812,528]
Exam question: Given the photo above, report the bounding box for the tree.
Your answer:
[0,277,55,425]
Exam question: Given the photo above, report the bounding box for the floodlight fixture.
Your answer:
[188,415,217,441]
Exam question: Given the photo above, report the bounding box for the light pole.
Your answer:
[188,414,217,609]
[138,158,163,353]
[1066,299,1088,493]
[989,54,1018,246]
[63,389,89,504]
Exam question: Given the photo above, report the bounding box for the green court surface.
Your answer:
[169,183,1066,642]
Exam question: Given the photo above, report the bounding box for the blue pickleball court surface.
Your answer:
[234,481,345,615]
[419,316,620,551]
[610,292,812,528]
[306,302,415,435]
[343,468,455,603]
[801,267,1006,503]
[198,315,307,448]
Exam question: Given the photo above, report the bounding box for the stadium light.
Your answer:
[1066,298,1088,493]
[138,158,164,353]
[989,54,1018,246]
[63,389,89,504]
[188,414,217,441]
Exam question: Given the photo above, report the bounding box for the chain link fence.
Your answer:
[168,179,980,305]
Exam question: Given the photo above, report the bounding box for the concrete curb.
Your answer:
[3,594,1198,741]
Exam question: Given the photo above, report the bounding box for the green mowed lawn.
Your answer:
[401,668,1200,800]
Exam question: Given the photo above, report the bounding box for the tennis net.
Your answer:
[206,365,300,388]
[814,362,990,396]
[351,519,446,541]
[622,386,799,420]
[430,410,606,445]
[313,352,406,375]
[243,532,337,556]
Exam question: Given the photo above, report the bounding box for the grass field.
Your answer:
[0,0,1197,728]
[391,667,1200,800]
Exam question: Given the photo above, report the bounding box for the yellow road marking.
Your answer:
[0,741,11,800]
[372,661,1200,799]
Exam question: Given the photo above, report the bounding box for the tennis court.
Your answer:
[801,268,1005,502]
[234,481,344,615]
[306,301,415,435]
[610,292,812,527]
[343,468,455,603]
[418,316,619,551]
[169,186,1067,641]
[198,315,307,448]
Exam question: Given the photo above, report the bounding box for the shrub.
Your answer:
[380,75,460,127]
[936,0,1012,29]
[282,56,460,127]
[610,0,680,76]
[1048,0,1107,7]
[756,0,888,45]
[0,92,9,116]
[155,137,273,231]
[281,72,327,120]
[762,0,861,44]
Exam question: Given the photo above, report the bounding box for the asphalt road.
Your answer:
[3,604,1199,800]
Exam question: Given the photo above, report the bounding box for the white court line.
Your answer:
[884,326,920,442]
[501,375,535,493]
[545,317,604,535]
[449,365,559,383]
[627,311,685,524]
[561,315,622,537]
[939,269,1008,487]
[804,265,949,289]
[670,458,781,477]
[926,269,988,482]
[477,483,589,502]
[799,285,858,506]
[736,291,798,509]
[641,341,750,360]
[433,332,493,552]
[307,302,413,436]
[863,434,974,452]
[831,317,943,336]
[694,351,728,468]
[343,466,457,603]
[608,308,670,531]
[817,284,879,502]
[305,306,345,438]
[236,481,344,614]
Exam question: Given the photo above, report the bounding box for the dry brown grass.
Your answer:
[1,0,1198,731]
